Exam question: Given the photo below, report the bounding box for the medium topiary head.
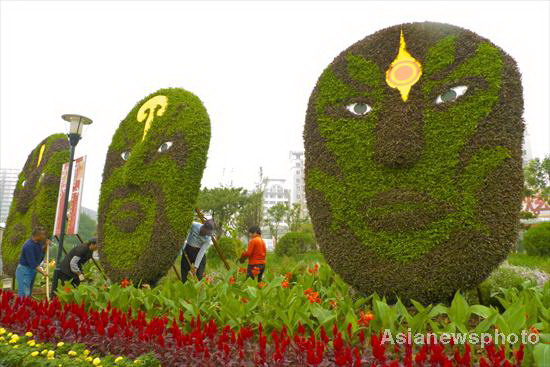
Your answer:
[97,88,210,284]
[2,134,70,276]
[304,22,524,303]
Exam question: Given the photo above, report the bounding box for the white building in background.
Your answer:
[262,178,290,250]
[289,151,308,217]
[0,168,19,225]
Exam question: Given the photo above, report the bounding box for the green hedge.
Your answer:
[304,22,524,303]
[275,231,316,257]
[97,88,210,285]
[1,134,69,276]
[208,236,244,261]
[523,222,550,257]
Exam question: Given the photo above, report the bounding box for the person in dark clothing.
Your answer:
[16,226,49,298]
[59,238,98,287]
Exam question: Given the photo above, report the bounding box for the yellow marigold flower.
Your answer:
[7,332,12,337]
[31,351,39,357]
[0,336,5,341]
[41,349,49,355]
[115,356,124,363]
[86,357,93,362]
[12,345,19,349]
[57,342,64,347]
[25,332,33,337]
[93,357,101,365]
[27,340,36,347]
[0,328,6,335]
[68,350,77,356]
[83,349,91,356]
[47,350,55,358]
[134,360,142,365]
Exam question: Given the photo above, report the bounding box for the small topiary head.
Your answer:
[97,88,210,284]
[304,22,524,303]
[2,134,70,276]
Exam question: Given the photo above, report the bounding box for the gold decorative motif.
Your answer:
[385,30,422,102]
[137,95,168,141]
[37,144,46,167]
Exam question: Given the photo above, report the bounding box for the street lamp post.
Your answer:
[50,114,92,298]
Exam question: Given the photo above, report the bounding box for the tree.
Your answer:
[285,203,306,232]
[236,168,265,237]
[64,213,97,249]
[524,156,550,203]
[197,186,248,238]
[267,203,289,245]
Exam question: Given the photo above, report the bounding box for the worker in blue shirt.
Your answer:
[15,226,50,298]
[180,220,214,283]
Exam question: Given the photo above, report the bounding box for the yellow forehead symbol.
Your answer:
[137,95,168,141]
[37,144,46,167]
[385,30,422,102]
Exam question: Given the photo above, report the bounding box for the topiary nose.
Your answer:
[373,94,424,169]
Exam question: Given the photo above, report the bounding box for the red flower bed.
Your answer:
[0,290,525,366]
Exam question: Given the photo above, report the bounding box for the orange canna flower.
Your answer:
[329,300,337,309]
[240,297,249,304]
[284,272,293,281]
[120,278,131,288]
[281,280,289,289]
[358,311,375,327]
[307,292,321,304]
[530,326,540,334]
[308,263,320,275]
[64,286,71,294]
[238,267,247,274]
[229,276,235,285]
[304,288,314,296]
[258,282,267,289]
[204,277,212,284]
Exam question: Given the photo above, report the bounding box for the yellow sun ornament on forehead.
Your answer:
[386,30,422,102]
[37,144,46,167]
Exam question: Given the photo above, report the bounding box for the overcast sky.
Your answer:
[1,0,549,212]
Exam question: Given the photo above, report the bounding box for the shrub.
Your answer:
[208,236,244,261]
[523,222,550,256]
[275,232,316,257]
[1,134,69,276]
[477,263,538,307]
[304,22,524,303]
[97,88,210,285]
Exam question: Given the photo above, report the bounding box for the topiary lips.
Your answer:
[304,22,524,303]
[97,88,210,285]
[2,134,70,276]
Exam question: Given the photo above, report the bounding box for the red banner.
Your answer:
[67,156,86,235]
[53,162,69,236]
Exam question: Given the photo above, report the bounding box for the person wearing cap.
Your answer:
[58,238,98,287]
[239,226,267,282]
[180,220,214,283]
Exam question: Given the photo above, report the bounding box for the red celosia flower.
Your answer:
[358,311,374,327]
[120,278,131,288]
[252,267,260,276]
[229,276,235,285]
[281,280,289,288]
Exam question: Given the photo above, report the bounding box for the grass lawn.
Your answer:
[507,253,550,274]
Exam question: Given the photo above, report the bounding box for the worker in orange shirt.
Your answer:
[239,226,266,282]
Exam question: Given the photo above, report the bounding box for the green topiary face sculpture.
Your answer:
[97,88,210,284]
[304,22,524,303]
[2,134,70,276]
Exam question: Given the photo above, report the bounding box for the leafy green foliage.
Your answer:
[198,187,248,238]
[208,236,244,262]
[1,134,69,276]
[304,22,524,303]
[97,88,210,285]
[275,231,316,257]
[236,190,264,237]
[285,203,306,231]
[524,156,550,202]
[267,203,289,243]
[523,222,550,257]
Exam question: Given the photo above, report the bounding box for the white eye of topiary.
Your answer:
[39,173,45,182]
[157,142,173,153]
[121,151,131,161]
[346,103,372,116]
[21,180,26,187]
[435,85,468,104]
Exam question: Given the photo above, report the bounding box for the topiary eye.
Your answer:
[435,85,468,104]
[121,151,131,161]
[346,103,372,116]
[39,173,45,183]
[21,180,26,187]
[157,142,173,153]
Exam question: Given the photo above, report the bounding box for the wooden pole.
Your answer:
[75,234,108,282]
[195,208,230,270]
[45,240,50,302]
[172,264,181,281]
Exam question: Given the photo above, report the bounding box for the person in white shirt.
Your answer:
[180,220,214,283]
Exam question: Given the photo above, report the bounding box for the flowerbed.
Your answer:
[0,289,544,366]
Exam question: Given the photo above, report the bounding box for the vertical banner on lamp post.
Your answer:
[53,162,70,236]
[67,156,86,235]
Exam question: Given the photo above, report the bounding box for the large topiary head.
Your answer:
[97,88,210,284]
[304,22,524,303]
[2,134,70,276]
